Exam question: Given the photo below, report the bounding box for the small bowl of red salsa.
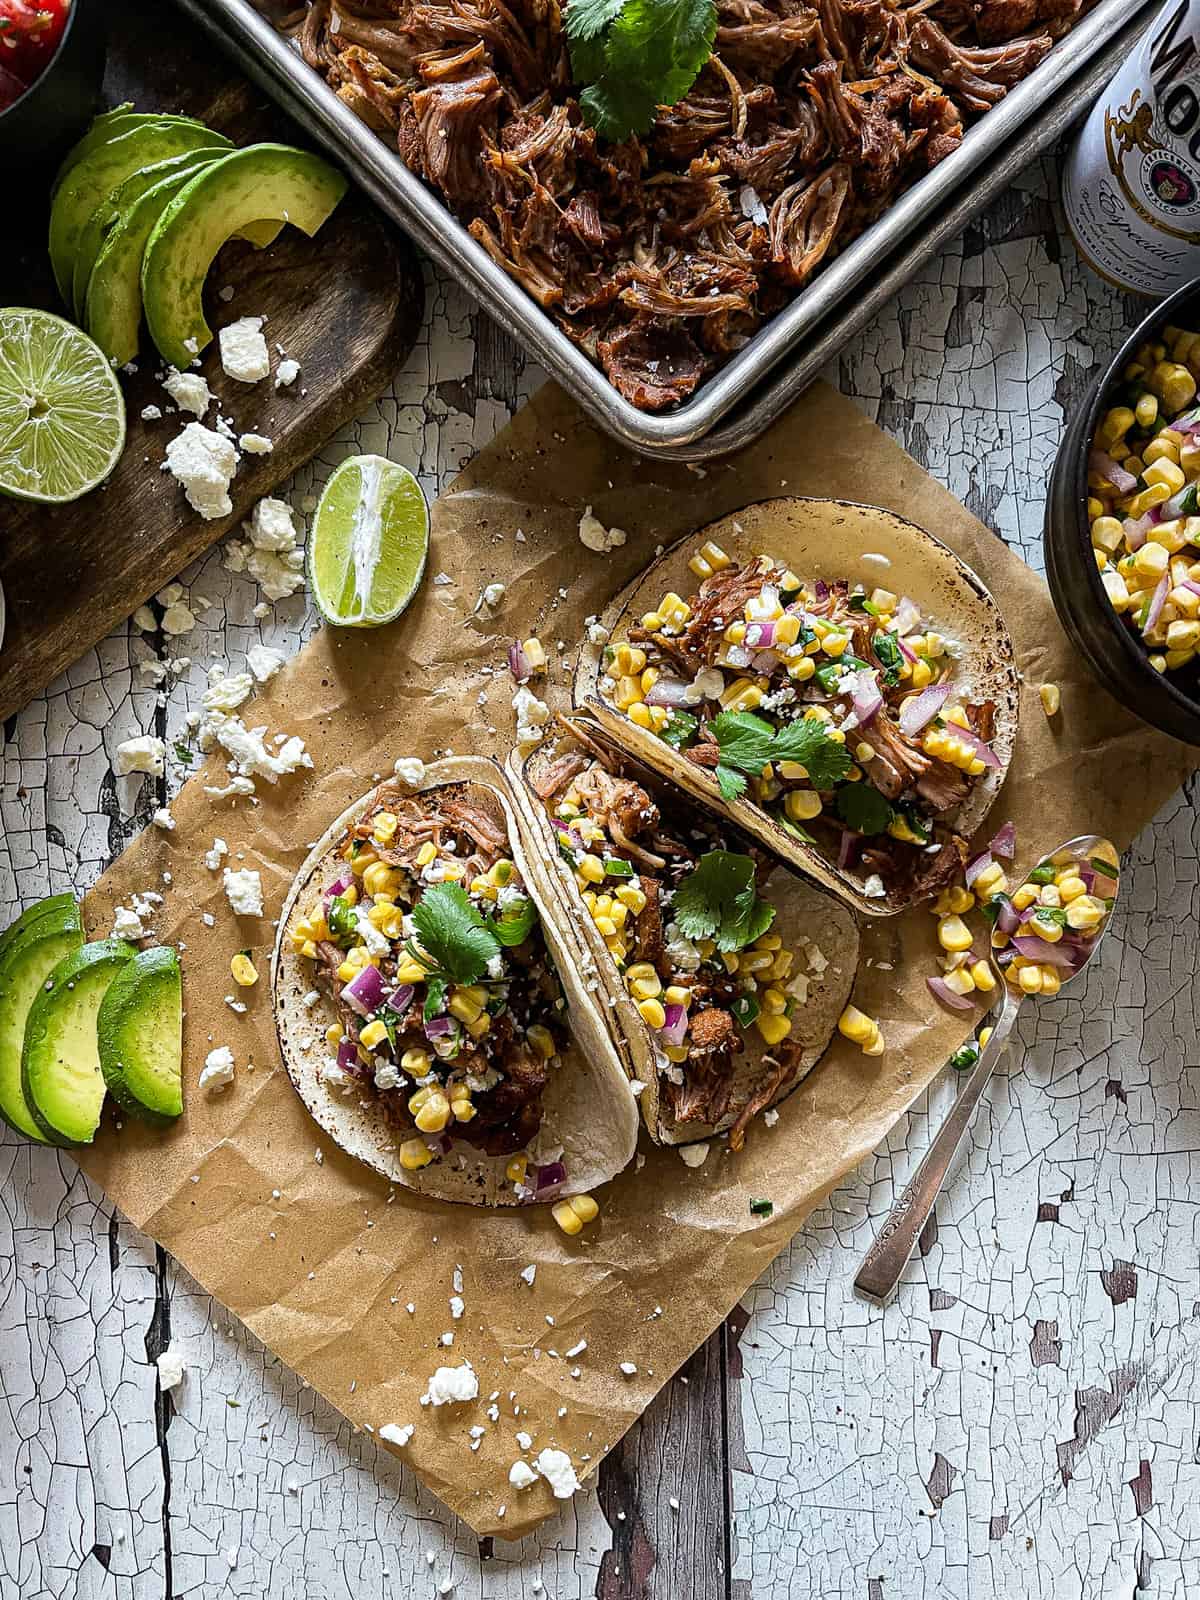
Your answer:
[0,0,105,174]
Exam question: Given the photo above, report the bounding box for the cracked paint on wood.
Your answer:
[3,154,1200,1597]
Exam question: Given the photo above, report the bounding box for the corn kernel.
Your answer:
[640,612,663,632]
[628,702,653,730]
[630,972,662,1000]
[700,540,730,571]
[637,997,667,1029]
[359,1019,388,1049]
[448,988,484,1025]
[415,840,437,868]
[613,643,647,676]
[973,862,1007,896]
[527,1023,556,1059]
[394,959,429,984]
[822,631,850,658]
[506,1154,528,1184]
[1017,964,1043,994]
[784,789,822,822]
[1040,967,1062,996]
[570,1193,599,1223]
[664,1043,690,1063]
[937,914,973,953]
[787,656,816,681]
[1065,895,1104,930]
[659,593,691,629]
[552,1201,583,1235]
[838,1005,877,1046]
[414,1093,451,1133]
[401,1048,430,1075]
[325,1023,344,1046]
[349,848,378,875]
[614,674,641,712]
[1145,457,1186,493]
[768,950,794,981]
[400,1138,434,1171]
[1011,884,1038,911]
[689,552,714,580]
[231,952,258,987]
[761,987,788,1015]
[1030,910,1063,942]
[942,967,975,995]
[720,677,763,713]
[616,884,646,914]
[1039,682,1061,718]
[363,861,401,898]
[372,811,398,845]
[578,854,605,884]
[970,960,996,992]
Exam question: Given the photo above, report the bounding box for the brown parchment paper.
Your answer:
[79,381,1198,1538]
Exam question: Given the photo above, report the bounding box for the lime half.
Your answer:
[308,455,430,628]
[0,309,126,503]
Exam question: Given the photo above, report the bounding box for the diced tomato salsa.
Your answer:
[0,0,70,110]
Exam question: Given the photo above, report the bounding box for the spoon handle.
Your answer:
[854,985,1023,1302]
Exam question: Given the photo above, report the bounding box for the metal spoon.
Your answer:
[854,834,1120,1302]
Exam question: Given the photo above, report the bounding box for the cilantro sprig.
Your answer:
[565,0,718,141]
[410,883,501,985]
[834,783,892,836]
[671,850,776,953]
[709,711,852,803]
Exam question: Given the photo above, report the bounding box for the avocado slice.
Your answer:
[22,940,136,1146]
[51,110,213,202]
[0,898,84,1142]
[142,144,348,370]
[49,120,230,307]
[72,145,232,319]
[97,946,183,1127]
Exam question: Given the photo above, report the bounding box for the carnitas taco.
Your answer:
[574,499,1020,916]
[271,758,639,1204]
[508,720,859,1148]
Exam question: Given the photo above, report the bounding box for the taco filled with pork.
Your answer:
[271,758,639,1204]
[574,499,1020,916]
[509,720,859,1148]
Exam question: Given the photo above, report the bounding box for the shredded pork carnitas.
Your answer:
[279,0,1080,410]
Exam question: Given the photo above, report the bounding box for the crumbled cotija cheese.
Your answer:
[219,316,270,383]
[274,357,300,388]
[513,685,551,752]
[152,807,176,832]
[199,710,312,792]
[508,1460,537,1489]
[202,666,254,714]
[223,867,263,917]
[115,735,166,778]
[239,433,273,455]
[166,422,239,521]
[156,1345,186,1390]
[420,1363,479,1406]
[246,644,285,683]
[112,905,145,941]
[379,1423,414,1447]
[163,368,213,418]
[204,838,228,871]
[199,1046,236,1091]
[223,496,305,602]
[578,506,627,553]
[533,1448,579,1499]
[393,756,426,786]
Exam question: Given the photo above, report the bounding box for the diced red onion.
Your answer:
[965,850,993,887]
[660,1002,688,1047]
[1078,867,1095,892]
[894,633,919,664]
[424,1015,455,1037]
[508,641,532,683]
[1010,934,1076,968]
[535,1160,567,1198]
[894,596,922,637]
[988,821,1016,859]
[927,975,975,1013]
[1183,579,1200,598]
[995,896,1020,935]
[837,830,857,868]
[1089,449,1137,494]
[389,984,415,1017]
[1162,483,1196,519]
[750,650,778,673]
[1122,513,1154,551]
[645,677,693,708]
[324,872,352,903]
[745,621,776,649]
[337,1038,359,1070]
[1142,573,1169,638]
[341,963,386,1016]
[949,723,1002,770]
[814,579,829,602]
[898,681,952,735]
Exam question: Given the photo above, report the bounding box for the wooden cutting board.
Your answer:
[0,0,423,725]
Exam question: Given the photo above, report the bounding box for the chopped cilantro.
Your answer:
[731,993,759,1028]
[1028,864,1056,884]
[327,893,358,947]
[488,892,537,947]
[834,782,893,836]
[566,0,718,142]
[423,975,449,1021]
[872,630,904,686]
[173,742,193,766]
[672,850,776,952]
[659,709,699,751]
[603,856,635,879]
[411,883,500,984]
[1031,904,1068,927]
[949,1043,980,1071]
[749,1197,774,1217]
[710,710,853,802]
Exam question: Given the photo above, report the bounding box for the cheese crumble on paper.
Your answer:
[199,1046,236,1092]
[223,868,263,918]
[420,1363,478,1406]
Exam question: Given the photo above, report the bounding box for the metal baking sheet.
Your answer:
[178,0,1150,456]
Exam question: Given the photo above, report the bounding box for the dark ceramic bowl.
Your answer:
[1044,278,1200,746]
[0,0,106,181]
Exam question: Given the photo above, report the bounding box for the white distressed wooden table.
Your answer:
[3,152,1199,1600]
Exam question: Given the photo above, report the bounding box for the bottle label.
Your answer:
[1064,0,1200,296]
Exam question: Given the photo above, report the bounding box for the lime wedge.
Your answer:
[308,455,430,628]
[0,309,126,503]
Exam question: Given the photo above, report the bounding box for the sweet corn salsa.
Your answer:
[1088,324,1200,675]
[289,780,570,1189]
[534,728,842,1148]
[600,545,1000,900]
[991,839,1117,997]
